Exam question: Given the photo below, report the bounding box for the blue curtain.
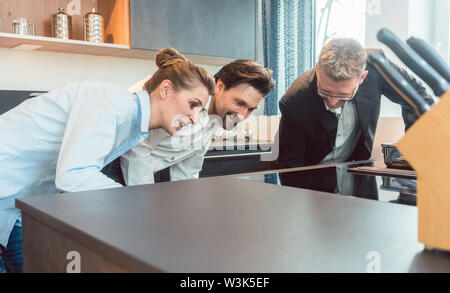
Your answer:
[262,0,316,116]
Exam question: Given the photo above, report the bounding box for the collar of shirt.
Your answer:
[323,99,343,116]
[135,90,151,132]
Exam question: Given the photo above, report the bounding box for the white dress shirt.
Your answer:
[0,82,150,247]
[121,104,221,185]
[320,100,361,164]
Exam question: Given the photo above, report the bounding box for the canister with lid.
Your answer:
[51,8,72,39]
[12,18,29,35]
[83,8,104,43]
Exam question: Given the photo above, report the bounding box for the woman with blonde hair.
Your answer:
[0,48,215,273]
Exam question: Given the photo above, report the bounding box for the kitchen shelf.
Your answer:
[0,0,130,45]
[0,32,234,65]
[0,0,233,65]
[0,32,128,54]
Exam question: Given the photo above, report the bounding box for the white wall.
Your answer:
[365,0,438,118]
[408,0,435,44]
[434,0,450,63]
[0,47,220,91]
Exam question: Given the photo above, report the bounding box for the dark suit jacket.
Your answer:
[277,61,432,169]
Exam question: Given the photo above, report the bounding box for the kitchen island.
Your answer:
[15,161,450,273]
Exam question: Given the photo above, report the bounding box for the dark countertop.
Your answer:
[237,161,418,206]
[16,163,450,272]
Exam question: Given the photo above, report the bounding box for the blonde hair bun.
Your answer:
[144,47,215,97]
[156,48,188,69]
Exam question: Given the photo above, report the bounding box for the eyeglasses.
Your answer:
[317,79,360,101]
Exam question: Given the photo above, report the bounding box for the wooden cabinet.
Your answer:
[0,0,136,60]
[0,0,130,45]
[130,0,258,60]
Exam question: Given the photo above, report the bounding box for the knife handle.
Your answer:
[377,28,449,97]
[407,36,450,83]
[368,52,431,117]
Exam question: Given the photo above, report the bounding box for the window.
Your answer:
[315,0,367,57]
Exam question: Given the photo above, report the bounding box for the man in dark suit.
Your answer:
[277,38,432,169]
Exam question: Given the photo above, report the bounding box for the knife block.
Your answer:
[397,90,450,251]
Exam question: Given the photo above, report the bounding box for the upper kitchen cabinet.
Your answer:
[130,0,258,60]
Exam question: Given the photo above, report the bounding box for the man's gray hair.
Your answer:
[318,38,367,82]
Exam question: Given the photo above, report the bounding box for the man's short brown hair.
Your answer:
[214,59,275,96]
